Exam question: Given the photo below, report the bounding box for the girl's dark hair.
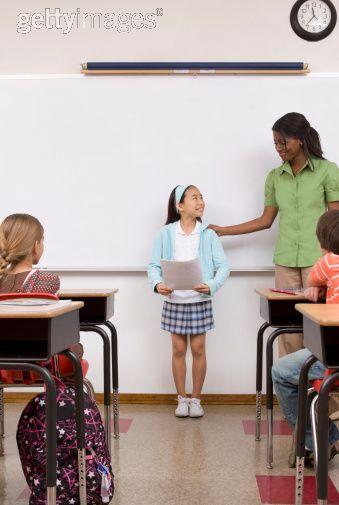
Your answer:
[272,112,324,160]
[316,210,339,254]
[166,185,202,225]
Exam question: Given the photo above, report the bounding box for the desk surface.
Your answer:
[296,303,339,326]
[255,288,307,301]
[59,289,118,298]
[0,301,83,319]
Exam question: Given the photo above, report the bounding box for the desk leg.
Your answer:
[255,322,270,441]
[295,354,317,505]
[0,363,57,505]
[104,321,120,439]
[61,350,87,505]
[316,371,339,505]
[266,327,303,469]
[81,325,112,455]
[0,386,4,456]
[310,394,319,472]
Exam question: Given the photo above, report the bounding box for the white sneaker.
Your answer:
[175,396,189,417]
[189,398,204,418]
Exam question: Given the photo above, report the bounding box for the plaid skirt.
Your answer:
[161,300,214,335]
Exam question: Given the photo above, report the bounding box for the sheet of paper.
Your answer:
[0,299,72,307]
[161,258,203,290]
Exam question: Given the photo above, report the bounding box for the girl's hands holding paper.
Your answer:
[193,283,210,294]
[156,283,173,296]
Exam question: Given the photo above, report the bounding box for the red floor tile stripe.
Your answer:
[111,418,133,433]
[17,486,30,500]
[243,420,293,435]
[256,475,339,504]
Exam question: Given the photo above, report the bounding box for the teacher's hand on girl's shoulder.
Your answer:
[208,224,223,236]
[193,284,211,294]
[156,283,173,295]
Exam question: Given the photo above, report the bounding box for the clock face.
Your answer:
[297,1,331,33]
[291,0,337,40]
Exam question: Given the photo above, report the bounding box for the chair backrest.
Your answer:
[0,292,58,301]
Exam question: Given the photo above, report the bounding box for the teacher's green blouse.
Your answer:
[264,157,339,268]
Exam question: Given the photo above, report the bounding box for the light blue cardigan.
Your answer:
[147,222,230,297]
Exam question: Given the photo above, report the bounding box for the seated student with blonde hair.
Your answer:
[0,213,83,370]
[0,213,59,293]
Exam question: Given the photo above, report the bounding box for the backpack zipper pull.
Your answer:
[97,463,111,503]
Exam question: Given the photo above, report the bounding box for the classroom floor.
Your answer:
[0,404,338,505]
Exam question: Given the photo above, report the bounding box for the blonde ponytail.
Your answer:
[0,252,11,278]
[0,214,44,279]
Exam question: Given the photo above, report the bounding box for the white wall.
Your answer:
[1,0,339,74]
[59,270,274,394]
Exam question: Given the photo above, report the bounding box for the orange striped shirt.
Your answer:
[309,252,339,304]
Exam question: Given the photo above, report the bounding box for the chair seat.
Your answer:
[0,358,89,385]
[311,369,339,393]
[58,355,89,378]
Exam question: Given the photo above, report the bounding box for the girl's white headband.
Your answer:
[175,185,190,205]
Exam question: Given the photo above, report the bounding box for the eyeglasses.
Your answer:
[274,140,287,149]
[274,137,297,149]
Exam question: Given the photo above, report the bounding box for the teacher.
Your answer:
[210,112,339,356]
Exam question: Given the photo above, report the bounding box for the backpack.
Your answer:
[17,384,114,504]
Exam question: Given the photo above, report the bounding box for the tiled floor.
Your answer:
[0,404,338,505]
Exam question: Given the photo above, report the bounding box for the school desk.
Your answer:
[294,303,339,505]
[0,301,87,505]
[255,288,305,468]
[59,289,119,447]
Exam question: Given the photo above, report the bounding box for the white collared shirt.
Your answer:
[168,220,206,304]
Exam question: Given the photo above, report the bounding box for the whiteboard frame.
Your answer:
[1,72,339,80]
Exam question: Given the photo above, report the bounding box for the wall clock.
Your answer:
[290,0,337,41]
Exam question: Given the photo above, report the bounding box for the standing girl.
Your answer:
[148,185,229,418]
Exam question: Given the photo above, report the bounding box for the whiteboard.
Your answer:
[1,74,338,269]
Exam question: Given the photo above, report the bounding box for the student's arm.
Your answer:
[303,257,329,301]
[303,286,324,302]
[201,232,230,296]
[307,256,328,288]
[147,230,172,295]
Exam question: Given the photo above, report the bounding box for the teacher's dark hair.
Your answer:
[166,185,202,225]
[316,210,339,254]
[272,112,324,160]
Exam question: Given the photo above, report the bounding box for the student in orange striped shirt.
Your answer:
[303,210,339,303]
[272,210,339,468]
